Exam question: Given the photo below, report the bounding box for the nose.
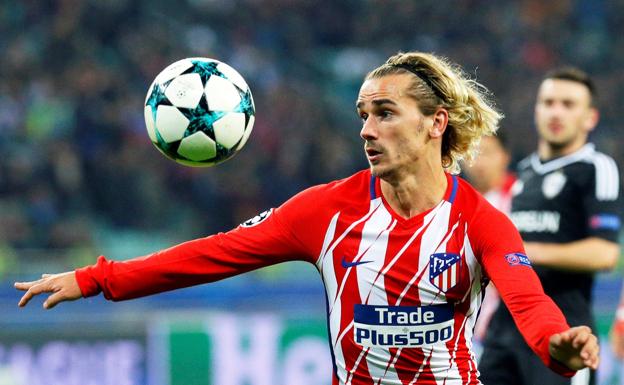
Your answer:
[360,118,377,141]
[546,102,566,118]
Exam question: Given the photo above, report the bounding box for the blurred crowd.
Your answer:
[1,0,623,271]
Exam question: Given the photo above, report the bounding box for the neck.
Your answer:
[538,137,587,160]
[380,167,448,219]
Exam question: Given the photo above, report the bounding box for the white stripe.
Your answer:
[463,232,485,380]
[317,212,341,271]
[333,320,354,349]
[357,213,396,305]
[570,367,590,385]
[450,262,457,288]
[317,212,347,382]
[379,202,443,278]
[530,143,595,175]
[318,203,379,383]
[443,314,472,383]
[329,199,384,314]
[345,347,369,385]
[591,152,619,201]
[395,202,452,305]
[408,347,433,385]
[349,204,401,383]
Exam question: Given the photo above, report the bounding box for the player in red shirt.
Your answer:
[15,52,599,384]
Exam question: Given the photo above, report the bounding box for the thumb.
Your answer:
[550,332,564,348]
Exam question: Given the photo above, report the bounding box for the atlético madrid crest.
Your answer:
[429,253,462,292]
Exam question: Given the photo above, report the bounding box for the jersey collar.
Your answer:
[530,143,595,175]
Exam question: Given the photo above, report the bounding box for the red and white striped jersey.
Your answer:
[76,170,575,384]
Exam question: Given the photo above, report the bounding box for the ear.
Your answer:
[584,107,599,133]
[430,108,449,139]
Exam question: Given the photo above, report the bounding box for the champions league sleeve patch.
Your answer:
[240,208,273,228]
[589,214,621,231]
[504,253,532,267]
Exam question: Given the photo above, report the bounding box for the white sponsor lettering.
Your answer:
[510,211,560,233]
[354,320,454,348]
[374,307,435,325]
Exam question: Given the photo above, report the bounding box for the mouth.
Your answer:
[365,147,382,162]
[548,122,563,134]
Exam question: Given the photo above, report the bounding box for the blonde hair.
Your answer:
[366,52,503,174]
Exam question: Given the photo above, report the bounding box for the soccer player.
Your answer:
[16,52,600,385]
[479,67,622,385]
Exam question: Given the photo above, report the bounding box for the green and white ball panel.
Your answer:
[236,115,255,151]
[213,112,246,149]
[154,59,195,85]
[164,73,204,109]
[205,76,241,111]
[216,62,249,92]
[144,105,158,143]
[178,131,217,161]
[155,105,189,143]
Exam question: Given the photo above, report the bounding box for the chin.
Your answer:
[546,138,575,151]
[370,165,391,179]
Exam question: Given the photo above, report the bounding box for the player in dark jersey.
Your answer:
[479,68,622,385]
[15,53,600,384]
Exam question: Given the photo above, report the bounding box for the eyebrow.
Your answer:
[356,98,398,110]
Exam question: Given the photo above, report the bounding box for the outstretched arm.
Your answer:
[549,326,599,370]
[473,203,597,376]
[15,272,82,309]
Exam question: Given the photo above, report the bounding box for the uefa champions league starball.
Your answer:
[144,57,255,166]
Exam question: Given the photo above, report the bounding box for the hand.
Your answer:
[15,272,83,309]
[549,326,599,370]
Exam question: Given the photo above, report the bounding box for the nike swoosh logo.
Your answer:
[341,256,373,268]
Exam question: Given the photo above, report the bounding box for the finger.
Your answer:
[572,330,589,349]
[586,353,599,370]
[550,333,563,350]
[18,283,52,307]
[581,335,599,358]
[558,330,573,344]
[14,280,40,291]
[43,291,65,309]
[580,340,599,367]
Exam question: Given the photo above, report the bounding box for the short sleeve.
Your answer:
[583,155,622,241]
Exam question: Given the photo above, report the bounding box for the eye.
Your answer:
[380,110,392,119]
[359,112,369,122]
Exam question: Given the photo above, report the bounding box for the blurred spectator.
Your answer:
[0,0,622,268]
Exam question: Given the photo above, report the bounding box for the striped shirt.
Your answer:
[76,170,576,384]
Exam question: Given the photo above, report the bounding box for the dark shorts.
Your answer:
[478,326,594,385]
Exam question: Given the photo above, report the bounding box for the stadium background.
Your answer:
[1,1,623,384]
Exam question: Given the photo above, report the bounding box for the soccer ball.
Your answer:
[144,57,255,166]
